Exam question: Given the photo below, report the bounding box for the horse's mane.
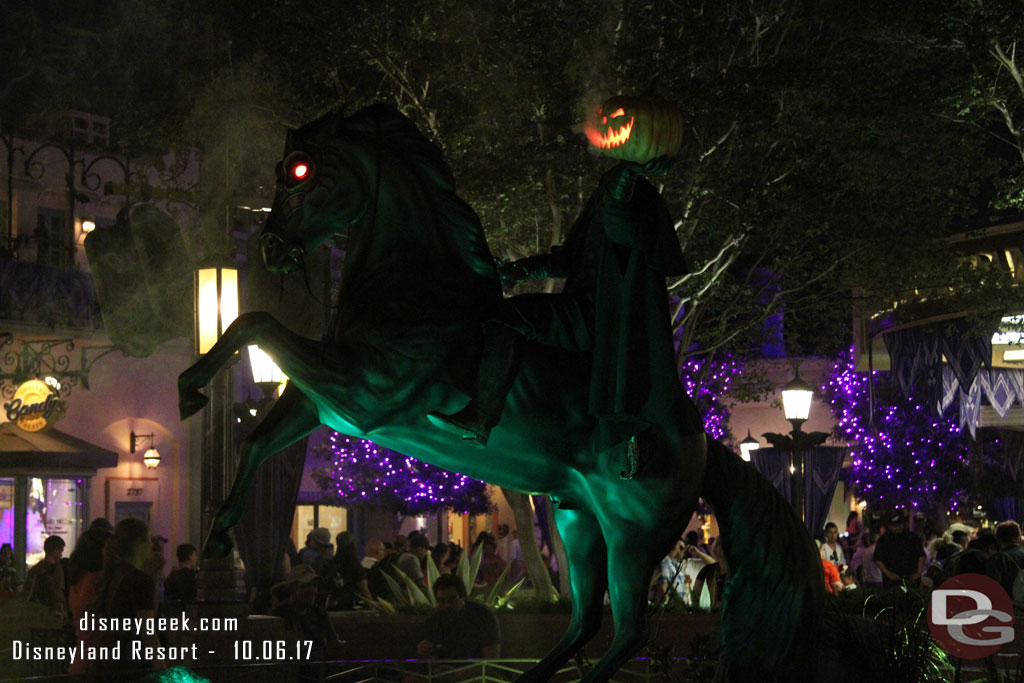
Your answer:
[302,105,500,396]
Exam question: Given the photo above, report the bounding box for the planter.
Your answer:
[330,610,720,661]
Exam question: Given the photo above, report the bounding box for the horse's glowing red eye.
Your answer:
[292,163,309,180]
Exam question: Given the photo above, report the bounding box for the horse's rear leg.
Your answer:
[204,385,319,558]
[582,531,673,683]
[517,507,607,683]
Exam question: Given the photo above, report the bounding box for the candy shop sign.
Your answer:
[3,379,64,432]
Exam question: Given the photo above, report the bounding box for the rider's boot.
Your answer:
[428,323,523,447]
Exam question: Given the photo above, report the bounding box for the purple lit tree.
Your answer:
[313,432,492,516]
[680,353,748,441]
[825,349,1010,515]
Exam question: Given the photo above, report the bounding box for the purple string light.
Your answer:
[679,353,745,440]
[825,347,970,510]
[322,432,491,515]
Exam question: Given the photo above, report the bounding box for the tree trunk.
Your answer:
[501,487,556,602]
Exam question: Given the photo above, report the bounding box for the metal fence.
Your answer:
[2,657,710,683]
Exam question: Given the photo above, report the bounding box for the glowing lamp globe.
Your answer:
[782,374,814,423]
[739,430,760,462]
[194,259,239,355]
[248,344,287,385]
[143,447,161,469]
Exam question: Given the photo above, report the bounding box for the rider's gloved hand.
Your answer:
[496,259,526,292]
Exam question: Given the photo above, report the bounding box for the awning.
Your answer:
[0,422,119,475]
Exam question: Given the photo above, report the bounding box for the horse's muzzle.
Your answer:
[258,232,304,274]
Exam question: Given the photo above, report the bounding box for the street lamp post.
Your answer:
[739,430,760,462]
[233,345,293,614]
[186,256,248,673]
[193,257,239,562]
[763,369,829,525]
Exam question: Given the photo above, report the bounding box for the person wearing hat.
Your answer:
[271,564,342,659]
[874,513,925,589]
[300,527,334,574]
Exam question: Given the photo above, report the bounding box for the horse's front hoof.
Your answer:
[202,529,234,560]
[179,389,209,420]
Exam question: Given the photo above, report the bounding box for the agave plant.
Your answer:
[380,543,525,610]
[823,587,954,682]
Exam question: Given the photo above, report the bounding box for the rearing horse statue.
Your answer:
[178,104,823,681]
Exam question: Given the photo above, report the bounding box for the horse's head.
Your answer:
[260,104,501,331]
[259,113,372,274]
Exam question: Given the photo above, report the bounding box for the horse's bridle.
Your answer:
[258,115,384,309]
[256,230,305,271]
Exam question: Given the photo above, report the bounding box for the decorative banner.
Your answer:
[3,379,65,432]
[750,447,792,504]
[804,446,847,534]
[942,368,1024,437]
[885,318,998,428]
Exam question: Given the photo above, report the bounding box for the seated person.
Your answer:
[271,564,343,659]
[416,574,500,659]
[163,543,198,603]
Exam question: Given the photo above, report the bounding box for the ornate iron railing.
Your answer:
[0,259,102,330]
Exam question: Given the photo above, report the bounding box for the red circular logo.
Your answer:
[928,573,1015,659]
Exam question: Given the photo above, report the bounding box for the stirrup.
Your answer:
[427,411,490,447]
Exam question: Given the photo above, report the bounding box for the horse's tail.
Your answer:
[699,435,825,681]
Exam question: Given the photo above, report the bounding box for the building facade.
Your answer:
[0,116,201,578]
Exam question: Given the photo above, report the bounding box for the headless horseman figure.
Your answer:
[428,157,702,446]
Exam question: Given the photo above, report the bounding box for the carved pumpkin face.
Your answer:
[584,96,684,163]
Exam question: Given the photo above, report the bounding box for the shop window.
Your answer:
[70,111,111,147]
[35,208,72,267]
[0,479,12,549]
[292,504,347,550]
[27,478,85,567]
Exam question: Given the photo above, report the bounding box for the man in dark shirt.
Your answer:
[163,543,198,602]
[25,535,66,614]
[996,521,1024,568]
[416,573,500,659]
[874,514,925,589]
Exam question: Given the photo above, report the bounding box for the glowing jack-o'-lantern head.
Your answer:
[584,95,684,163]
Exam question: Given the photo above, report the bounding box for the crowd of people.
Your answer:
[7,519,521,675]
[11,516,181,678]
[283,526,528,611]
[279,527,507,662]
[26,507,1019,673]
[815,509,1024,599]
[650,509,1024,607]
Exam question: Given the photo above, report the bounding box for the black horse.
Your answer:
[179,104,823,681]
